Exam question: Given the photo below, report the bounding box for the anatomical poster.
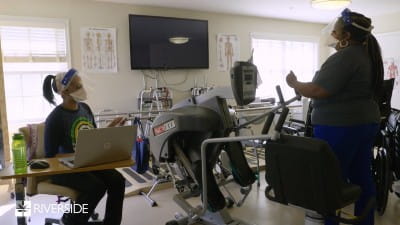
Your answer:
[81,27,117,73]
[377,32,400,109]
[384,57,400,86]
[217,34,240,72]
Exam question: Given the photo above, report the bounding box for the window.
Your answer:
[251,33,319,101]
[0,16,70,133]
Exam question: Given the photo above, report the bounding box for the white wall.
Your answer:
[373,12,400,34]
[0,0,325,114]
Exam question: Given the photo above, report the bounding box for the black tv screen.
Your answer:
[129,15,209,70]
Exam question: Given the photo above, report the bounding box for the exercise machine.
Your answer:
[149,58,374,225]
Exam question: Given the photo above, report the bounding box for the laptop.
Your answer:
[59,125,137,168]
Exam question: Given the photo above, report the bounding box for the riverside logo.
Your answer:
[15,200,89,217]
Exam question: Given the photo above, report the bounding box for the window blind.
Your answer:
[0,25,67,63]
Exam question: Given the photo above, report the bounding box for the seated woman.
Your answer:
[42,68,127,225]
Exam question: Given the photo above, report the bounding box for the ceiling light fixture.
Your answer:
[311,0,351,10]
[168,37,189,45]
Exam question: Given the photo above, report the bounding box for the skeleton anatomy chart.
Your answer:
[81,27,117,73]
[217,34,240,72]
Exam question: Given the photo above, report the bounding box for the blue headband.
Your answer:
[341,8,352,26]
[340,8,373,32]
[61,68,77,87]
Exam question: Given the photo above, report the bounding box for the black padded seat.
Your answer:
[265,134,361,216]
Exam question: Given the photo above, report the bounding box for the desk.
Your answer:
[0,154,134,225]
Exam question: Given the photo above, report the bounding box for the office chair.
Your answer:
[19,123,99,225]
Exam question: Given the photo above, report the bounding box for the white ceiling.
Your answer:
[95,0,400,24]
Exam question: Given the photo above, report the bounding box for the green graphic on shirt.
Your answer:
[70,117,94,148]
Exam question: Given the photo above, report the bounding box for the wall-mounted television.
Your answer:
[129,15,209,70]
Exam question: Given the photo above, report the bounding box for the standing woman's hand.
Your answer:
[286,70,298,88]
[284,70,329,99]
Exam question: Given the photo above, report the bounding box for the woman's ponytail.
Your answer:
[342,11,384,101]
[43,75,57,105]
[366,34,384,101]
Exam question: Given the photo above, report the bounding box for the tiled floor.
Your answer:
[0,176,399,225]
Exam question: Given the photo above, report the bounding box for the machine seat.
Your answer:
[265,134,362,216]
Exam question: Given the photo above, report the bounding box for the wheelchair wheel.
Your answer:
[374,148,391,216]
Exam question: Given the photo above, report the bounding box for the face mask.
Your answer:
[321,20,338,48]
[325,34,338,48]
[70,87,87,102]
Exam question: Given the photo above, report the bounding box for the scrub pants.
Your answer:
[51,169,125,225]
[313,124,379,225]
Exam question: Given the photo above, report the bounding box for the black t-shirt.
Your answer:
[44,103,96,157]
[311,45,380,126]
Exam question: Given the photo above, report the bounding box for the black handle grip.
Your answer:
[276,85,285,104]
[262,112,275,134]
[275,107,289,132]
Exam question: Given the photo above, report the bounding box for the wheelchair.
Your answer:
[374,107,400,215]
[371,78,400,215]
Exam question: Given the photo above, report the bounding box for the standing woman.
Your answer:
[286,9,383,225]
[42,68,126,225]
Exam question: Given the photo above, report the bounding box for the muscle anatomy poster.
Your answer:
[81,27,117,73]
[377,32,400,109]
[384,58,399,85]
[217,34,240,72]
